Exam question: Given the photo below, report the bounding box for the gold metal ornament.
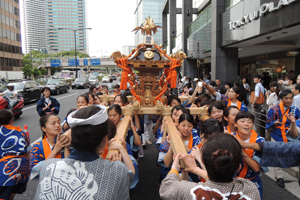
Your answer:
[145,99,151,105]
[144,51,154,59]
[159,44,163,48]
[132,16,163,36]
[163,49,167,53]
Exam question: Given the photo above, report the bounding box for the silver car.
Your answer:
[88,76,99,85]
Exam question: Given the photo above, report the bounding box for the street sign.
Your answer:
[90,58,101,65]
[68,59,79,66]
[83,59,89,65]
[50,60,61,67]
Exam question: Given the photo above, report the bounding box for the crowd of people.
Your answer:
[0,71,300,200]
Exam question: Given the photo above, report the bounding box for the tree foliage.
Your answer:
[21,64,33,79]
[40,68,47,75]
[32,68,41,78]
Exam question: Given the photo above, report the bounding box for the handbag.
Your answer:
[250,91,265,105]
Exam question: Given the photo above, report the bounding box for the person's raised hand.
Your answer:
[108,138,123,151]
[182,154,198,173]
[172,153,181,170]
[191,146,201,161]
[166,134,171,143]
[54,135,70,153]
[108,153,122,162]
[287,113,296,124]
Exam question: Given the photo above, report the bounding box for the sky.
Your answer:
[86,0,136,57]
[20,0,137,57]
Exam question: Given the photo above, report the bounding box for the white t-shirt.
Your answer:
[183,140,189,146]
[3,89,17,101]
[44,98,51,107]
[231,102,238,107]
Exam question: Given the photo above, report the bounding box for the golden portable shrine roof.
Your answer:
[126,45,172,69]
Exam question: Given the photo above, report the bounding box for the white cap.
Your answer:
[193,78,198,82]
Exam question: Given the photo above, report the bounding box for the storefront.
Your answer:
[222,0,300,88]
[240,50,299,88]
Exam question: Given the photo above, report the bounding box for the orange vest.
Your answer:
[275,102,289,143]
[228,99,242,110]
[42,137,61,159]
[236,130,257,179]
[114,91,121,96]
[101,145,109,159]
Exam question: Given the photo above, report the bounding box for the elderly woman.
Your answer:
[34,105,134,199]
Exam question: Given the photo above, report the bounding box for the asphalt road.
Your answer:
[13,84,300,200]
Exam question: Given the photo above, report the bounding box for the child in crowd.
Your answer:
[159,134,260,200]
[108,104,142,159]
[114,84,121,96]
[36,87,60,117]
[223,106,240,134]
[0,109,31,200]
[233,111,266,198]
[30,114,71,179]
[208,101,225,122]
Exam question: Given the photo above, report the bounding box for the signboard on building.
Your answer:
[287,51,299,56]
[222,0,300,46]
[50,60,61,67]
[83,59,89,65]
[90,58,101,65]
[68,59,79,66]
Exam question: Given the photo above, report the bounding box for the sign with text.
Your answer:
[68,59,79,66]
[50,60,61,67]
[83,59,89,65]
[287,51,299,56]
[90,58,101,65]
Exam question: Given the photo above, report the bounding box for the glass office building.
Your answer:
[134,0,165,46]
[23,0,87,54]
[0,0,23,71]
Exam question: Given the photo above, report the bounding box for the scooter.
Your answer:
[0,94,24,118]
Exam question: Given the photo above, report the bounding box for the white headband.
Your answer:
[67,105,108,128]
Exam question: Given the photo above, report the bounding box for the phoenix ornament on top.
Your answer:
[132,16,163,36]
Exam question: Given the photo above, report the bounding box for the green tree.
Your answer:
[40,67,47,75]
[21,64,33,79]
[32,68,41,78]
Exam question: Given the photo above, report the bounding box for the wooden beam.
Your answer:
[106,115,131,158]
[179,96,190,102]
[165,115,187,168]
[118,106,208,116]
[98,95,133,102]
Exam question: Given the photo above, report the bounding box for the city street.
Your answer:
[11,86,299,200]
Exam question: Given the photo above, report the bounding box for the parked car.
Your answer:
[88,76,99,85]
[44,79,68,95]
[0,81,41,104]
[102,76,110,83]
[72,78,89,89]
[110,75,117,80]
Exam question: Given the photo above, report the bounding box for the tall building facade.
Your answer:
[134,0,165,46]
[0,0,23,71]
[163,0,300,87]
[23,0,87,54]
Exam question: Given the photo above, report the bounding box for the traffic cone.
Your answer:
[24,125,29,137]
